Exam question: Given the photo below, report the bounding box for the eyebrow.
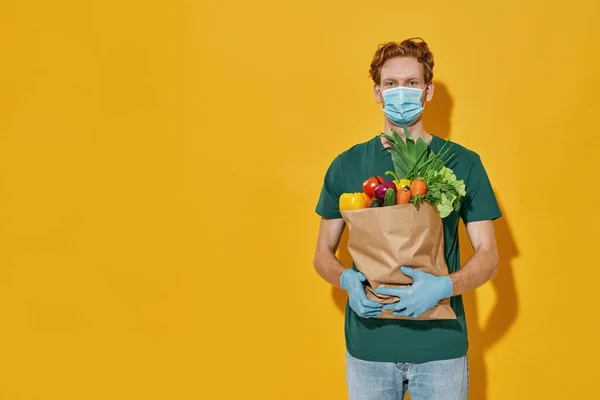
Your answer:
[382,77,420,82]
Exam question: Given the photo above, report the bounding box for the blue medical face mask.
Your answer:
[380,86,428,127]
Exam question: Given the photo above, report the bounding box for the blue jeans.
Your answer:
[346,351,469,400]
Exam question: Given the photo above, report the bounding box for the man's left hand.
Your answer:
[375,266,453,318]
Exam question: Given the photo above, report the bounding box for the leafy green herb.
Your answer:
[381,127,466,218]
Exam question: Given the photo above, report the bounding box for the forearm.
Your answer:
[313,249,347,289]
[449,246,498,296]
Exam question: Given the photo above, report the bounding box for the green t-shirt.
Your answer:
[315,134,502,363]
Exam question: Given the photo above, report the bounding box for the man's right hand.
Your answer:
[340,269,382,318]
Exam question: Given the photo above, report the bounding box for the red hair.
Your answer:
[369,37,435,85]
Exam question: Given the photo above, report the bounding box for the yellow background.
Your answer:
[1,0,599,399]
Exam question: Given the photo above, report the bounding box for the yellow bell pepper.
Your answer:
[339,192,369,210]
[395,179,411,191]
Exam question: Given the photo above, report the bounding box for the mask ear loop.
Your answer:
[421,84,435,144]
[378,86,386,108]
[421,83,431,108]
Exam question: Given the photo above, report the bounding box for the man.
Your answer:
[313,37,501,400]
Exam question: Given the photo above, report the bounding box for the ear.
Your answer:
[374,84,384,105]
[424,82,434,102]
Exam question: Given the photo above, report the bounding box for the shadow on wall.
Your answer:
[330,81,519,400]
[423,80,453,140]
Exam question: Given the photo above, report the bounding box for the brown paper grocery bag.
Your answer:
[340,201,456,320]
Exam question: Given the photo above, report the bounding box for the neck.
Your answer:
[380,118,432,147]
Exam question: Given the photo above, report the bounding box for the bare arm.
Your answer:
[449,220,499,296]
[313,217,347,288]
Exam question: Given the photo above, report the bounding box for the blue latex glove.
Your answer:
[375,266,453,318]
[340,269,382,318]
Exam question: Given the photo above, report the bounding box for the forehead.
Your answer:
[380,57,425,81]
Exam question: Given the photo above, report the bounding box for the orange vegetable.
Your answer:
[396,188,412,204]
[366,197,375,208]
[410,179,427,197]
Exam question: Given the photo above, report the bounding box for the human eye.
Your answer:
[385,81,397,87]
[407,81,418,86]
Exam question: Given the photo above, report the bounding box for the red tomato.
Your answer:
[362,175,384,198]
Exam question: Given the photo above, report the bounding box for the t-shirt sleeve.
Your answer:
[315,155,344,219]
[460,154,502,223]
